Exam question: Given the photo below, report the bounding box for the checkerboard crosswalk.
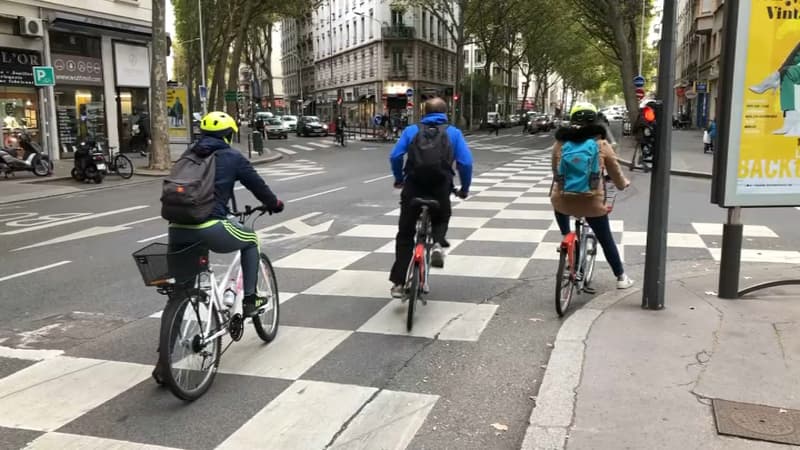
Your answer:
[1,154,794,450]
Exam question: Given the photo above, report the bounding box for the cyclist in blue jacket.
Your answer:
[388,97,473,298]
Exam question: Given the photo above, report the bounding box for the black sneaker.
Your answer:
[243,294,267,317]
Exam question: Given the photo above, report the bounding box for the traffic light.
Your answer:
[453,93,460,101]
[642,104,656,123]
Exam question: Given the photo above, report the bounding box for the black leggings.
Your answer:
[169,220,260,296]
[555,211,624,277]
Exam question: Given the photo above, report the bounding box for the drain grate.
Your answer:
[713,398,800,445]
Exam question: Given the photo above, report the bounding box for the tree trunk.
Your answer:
[150,0,171,170]
[454,5,466,127]
[265,24,275,111]
[226,0,256,117]
[520,71,531,109]
[608,2,639,123]
[211,49,226,110]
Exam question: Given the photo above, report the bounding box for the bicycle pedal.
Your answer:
[229,314,245,342]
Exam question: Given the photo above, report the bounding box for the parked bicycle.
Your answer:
[102,143,134,179]
[555,179,617,317]
[132,203,279,401]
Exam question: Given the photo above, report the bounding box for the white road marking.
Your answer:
[12,216,162,251]
[0,260,71,283]
[277,171,325,181]
[0,345,63,361]
[275,147,296,155]
[307,142,329,148]
[287,187,346,202]
[0,205,149,235]
[291,144,314,151]
[363,174,393,184]
[137,233,168,243]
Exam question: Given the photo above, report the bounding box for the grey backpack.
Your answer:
[160,147,216,224]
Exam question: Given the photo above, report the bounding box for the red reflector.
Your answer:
[199,256,208,265]
[643,106,656,123]
[176,185,185,193]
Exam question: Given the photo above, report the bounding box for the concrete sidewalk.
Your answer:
[523,261,800,449]
[618,129,714,178]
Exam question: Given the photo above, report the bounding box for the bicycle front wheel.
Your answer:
[555,248,575,317]
[252,253,280,342]
[406,263,420,332]
[158,291,220,401]
[583,236,598,288]
[114,154,134,179]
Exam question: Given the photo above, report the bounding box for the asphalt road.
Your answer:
[0,127,798,450]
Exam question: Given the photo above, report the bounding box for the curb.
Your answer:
[617,157,712,179]
[520,288,641,450]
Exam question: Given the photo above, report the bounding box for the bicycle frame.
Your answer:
[195,248,246,346]
[559,218,594,290]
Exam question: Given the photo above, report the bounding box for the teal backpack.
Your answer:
[557,139,601,195]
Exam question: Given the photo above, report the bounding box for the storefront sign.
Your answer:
[714,1,800,207]
[166,86,189,140]
[52,54,103,86]
[0,48,42,86]
[114,42,149,88]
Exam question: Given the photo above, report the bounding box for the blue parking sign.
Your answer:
[373,115,382,125]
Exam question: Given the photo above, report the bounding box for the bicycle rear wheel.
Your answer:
[406,263,420,331]
[252,253,280,342]
[114,154,134,179]
[555,248,575,317]
[158,291,220,401]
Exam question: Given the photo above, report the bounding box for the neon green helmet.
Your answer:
[200,111,238,143]
[569,102,598,125]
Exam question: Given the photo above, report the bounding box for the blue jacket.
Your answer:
[389,112,473,192]
[708,120,717,139]
[191,136,278,219]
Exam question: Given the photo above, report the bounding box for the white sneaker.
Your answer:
[616,274,635,289]
[431,243,445,268]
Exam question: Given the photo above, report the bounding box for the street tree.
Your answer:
[569,0,655,121]
[150,0,171,170]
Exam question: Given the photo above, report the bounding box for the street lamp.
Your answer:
[198,0,207,114]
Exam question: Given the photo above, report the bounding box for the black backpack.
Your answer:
[406,124,454,186]
[161,146,216,224]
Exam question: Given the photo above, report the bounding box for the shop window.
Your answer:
[50,32,101,58]
[1,87,39,146]
[54,87,106,155]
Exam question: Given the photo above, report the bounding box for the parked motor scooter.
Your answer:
[72,140,108,184]
[0,123,52,177]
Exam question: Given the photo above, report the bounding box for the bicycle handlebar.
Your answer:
[231,205,270,221]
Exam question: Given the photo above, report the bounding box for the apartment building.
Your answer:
[675,0,723,128]
[463,43,519,123]
[281,15,315,115]
[0,0,152,160]
[285,0,458,126]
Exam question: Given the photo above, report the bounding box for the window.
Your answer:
[361,18,365,42]
[421,50,427,76]
[353,19,358,43]
[476,49,484,64]
[429,17,434,40]
[463,49,468,66]
[391,9,403,26]
[369,9,374,38]
[346,24,350,46]
[422,12,426,37]
[392,49,404,70]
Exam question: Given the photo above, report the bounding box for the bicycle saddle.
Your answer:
[411,198,440,209]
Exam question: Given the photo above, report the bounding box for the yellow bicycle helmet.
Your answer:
[200,111,239,143]
[569,102,598,125]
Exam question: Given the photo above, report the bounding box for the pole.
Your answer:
[198,0,207,114]
[469,47,474,129]
[638,0,646,76]
[641,0,676,310]
[718,207,743,299]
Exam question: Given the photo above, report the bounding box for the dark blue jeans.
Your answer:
[555,212,624,277]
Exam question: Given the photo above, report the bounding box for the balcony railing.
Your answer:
[382,25,415,39]
[387,66,408,80]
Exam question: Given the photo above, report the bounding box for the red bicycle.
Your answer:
[555,179,617,317]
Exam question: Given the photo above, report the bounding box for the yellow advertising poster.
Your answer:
[166,87,189,139]
[737,1,800,196]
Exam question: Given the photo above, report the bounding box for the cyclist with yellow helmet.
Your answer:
[168,111,284,316]
[550,102,634,290]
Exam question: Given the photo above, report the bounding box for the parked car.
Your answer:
[509,114,520,125]
[485,112,507,128]
[557,116,572,128]
[282,114,298,131]
[297,115,329,137]
[265,117,288,139]
[531,114,555,133]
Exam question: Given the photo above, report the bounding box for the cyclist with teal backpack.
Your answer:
[550,103,634,290]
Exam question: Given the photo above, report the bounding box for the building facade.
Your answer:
[0,0,152,160]
[297,1,457,126]
[281,15,315,116]
[675,0,723,128]
[463,42,519,124]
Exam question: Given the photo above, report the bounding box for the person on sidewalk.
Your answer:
[550,102,634,290]
[166,111,285,316]
[704,118,717,154]
[388,97,473,299]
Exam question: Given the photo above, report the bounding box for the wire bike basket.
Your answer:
[132,242,209,286]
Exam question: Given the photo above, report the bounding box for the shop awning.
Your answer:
[47,11,151,39]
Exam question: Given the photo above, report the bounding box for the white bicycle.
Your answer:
[133,204,279,401]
